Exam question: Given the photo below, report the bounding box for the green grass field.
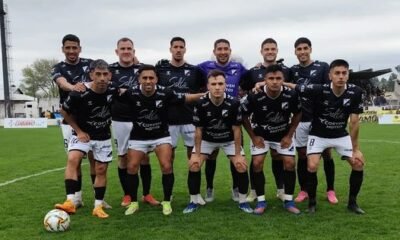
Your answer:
[0,123,399,240]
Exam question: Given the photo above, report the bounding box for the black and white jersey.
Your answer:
[295,83,363,138]
[290,60,330,122]
[193,93,242,143]
[120,85,186,140]
[155,61,206,125]
[241,86,301,142]
[51,58,92,104]
[240,63,291,91]
[62,84,118,140]
[109,62,142,121]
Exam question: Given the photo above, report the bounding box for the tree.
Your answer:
[19,59,59,98]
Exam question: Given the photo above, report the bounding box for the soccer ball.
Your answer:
[43,209,70,232]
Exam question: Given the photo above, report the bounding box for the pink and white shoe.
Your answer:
[326,190,338,204]
[294,191,308,203]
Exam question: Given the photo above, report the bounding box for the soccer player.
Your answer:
[198,39,248,202]
[183,69,252,214]
[51,34,96,208]
[55,59,117,218]
[241,64,302,215]
[110,37,158,207]
[240,38,291,202]
[121,65,204,216]
[290,37,338,204]
[155,37,207,204]
[284,59,365,214]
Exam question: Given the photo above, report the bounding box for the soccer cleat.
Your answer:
[276,189,285,202]
[347,203,365,214]
[124,202,139,215]
[121,195,131,207]
[55,199,76,214]
[295,191,308,203]
[238,202,253,214]
[197,194,206,206]
[307,205,316,214]
[246,190,257,203]
[232,188,239,202]
[75,199,84,208]
[92,205,109,218]
[102,200,112,209]
[205,188,215,202]
[142,194,160,206]
[326,190,339,204]
[161,201,172,216]
[253,201,267,215]
[182,202,198,214]
[284,201,301,215]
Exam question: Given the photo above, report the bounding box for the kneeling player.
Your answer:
[285,59,366,214]
[242,64,302,215]
[55,59,117,218]
[183,69,252,214]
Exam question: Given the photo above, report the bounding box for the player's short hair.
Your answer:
[62,34,80,46]
[207,69,226,80]
[214,39,230,49]
[138,64,156,74]
[294,37,312,48]
[89,59,109,71]
[261,38,277,48]
[117,37,133,46]
[329,59,349,70]
[265,64,284,75]
[170,36,186,46]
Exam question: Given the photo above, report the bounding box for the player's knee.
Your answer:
[252,161,263,172]
[161,163,172,174]
[127,162,139,174]
[235,161,247,173]
[283,161,295,171]
[189,162,200,172]
[351,161,364,170]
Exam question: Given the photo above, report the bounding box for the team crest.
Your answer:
[222,109,228,117]
[134,69,138,74]
[281,102,288,110]
[310,70,316,76]
[184,70,191,76]
[107,95,113,102]
[343,98,351,106]
[115,69,120,75]
[231,69,237,75]
[166,71,171,75]
[155,100,163,108]
[82,66,88,72]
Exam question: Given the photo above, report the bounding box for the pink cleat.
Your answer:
[326,190,338,204]
[294,191,308,203]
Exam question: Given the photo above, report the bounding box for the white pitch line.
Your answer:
[0,149,187,188]
[360,139,400,144]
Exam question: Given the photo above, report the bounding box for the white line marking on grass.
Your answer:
[0,149,187,187]
[0,163,88,187]
[360,139,400,144]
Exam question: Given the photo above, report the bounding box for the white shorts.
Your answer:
[112,120,133,156]
[192,140,245,156]
[68,136,113,163]
[294,122,311,148]
[61,123,73,151]
[128,136,172,154]
[169,124,195,148]
[307,135,353,159]
[250,139,295,156]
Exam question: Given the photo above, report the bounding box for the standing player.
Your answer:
[55,59,116,218]
[121,65,204,216]
[290,37,338,204]
[285,59,365,214]
[240,38,291,202]
[198,39,248,202]
[183,69,252,214]
[51,34,97,208]
[110,37,158,207]
[156,37,207,204]
[241,64,301,215]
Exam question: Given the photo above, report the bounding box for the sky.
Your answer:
[1,0,399,88]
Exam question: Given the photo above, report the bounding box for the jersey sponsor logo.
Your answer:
[343,98,350,106]
[138,109,159,121]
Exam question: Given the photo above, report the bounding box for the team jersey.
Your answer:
[193,93,242,143]
[120,85,186,140]
[240,63,291,91]
[109,62,142,121]
[62,84,118,140]
[51,58,92,104]
[290,60,330,122]
[155,61,206,125]
[198,60,247,97]
[295,83,364,138]
[241,86,301,142]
